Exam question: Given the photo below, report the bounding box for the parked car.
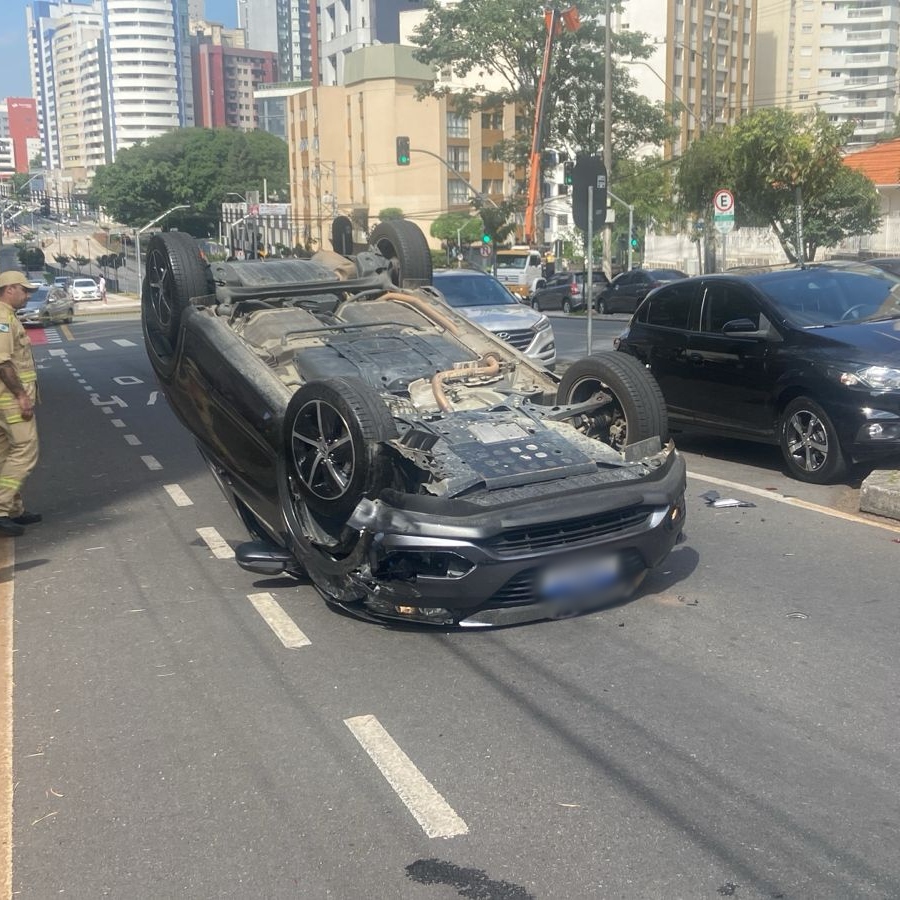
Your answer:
[430,269,556,367]
[140,221,685,627]
[53,276,71,292]
[16,285,75,327]
[844,257,900,279]
[71,277,100,301]
[597,268,687,314]
[531,271,608,314]
[615,266,900,483]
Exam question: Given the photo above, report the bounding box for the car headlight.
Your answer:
[534,315,551,332]
[841,365,900,390]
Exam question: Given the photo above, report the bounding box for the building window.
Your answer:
[446,112,469,137]
[447,146,469,171]
[481,110,502,130]
[448,179,469,205]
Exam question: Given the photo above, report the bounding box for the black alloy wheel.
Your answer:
[556,353,668,451]
[562,299,572,314]
[780,396,847,483]
[284,378,398,521]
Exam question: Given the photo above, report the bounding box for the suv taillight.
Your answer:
[570,282,579,295]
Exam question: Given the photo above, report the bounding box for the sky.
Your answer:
[1,0,237,101]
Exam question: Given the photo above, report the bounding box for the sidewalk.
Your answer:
[74,291,140,316]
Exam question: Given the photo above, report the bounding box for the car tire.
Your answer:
[369,220,433,288]
[556,353,669,451]
[779,396,847,484]
[532,298,541,312]
[141,232,212,378]
[596,298,607,315]
[562,299,572,314]
[284,377,398,520]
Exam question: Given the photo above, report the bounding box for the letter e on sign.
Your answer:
[714,189,734,214]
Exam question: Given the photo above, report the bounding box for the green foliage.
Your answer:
[88,128,289,236]
[430,213,483,244]
[409,0,671,166]
[72,255,89,271]
[378,207,405,221]
[677,109,879,262]
[17,246,44,270]
[53,254,70,268]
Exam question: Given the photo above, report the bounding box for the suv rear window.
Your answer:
[640,281,701,329]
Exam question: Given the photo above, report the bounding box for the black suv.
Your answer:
[531,271,608,313]
[615,267,900,482]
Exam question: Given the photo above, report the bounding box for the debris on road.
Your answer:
[701,489,756,508]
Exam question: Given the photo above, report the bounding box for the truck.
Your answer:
[494,246,545,301]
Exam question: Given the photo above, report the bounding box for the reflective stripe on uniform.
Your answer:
[0,476,21,491]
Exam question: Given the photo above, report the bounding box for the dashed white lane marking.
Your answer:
[83,386,94,391]
[48,349,67,357]
[140,455,162,470]
[111,419,126,428]
[80,343,102,351]
[163,484,193,507]
[344,715,469,839]
[101,407,112,414]
[247,593,311,649]
[686,472,900,535]
[124,434,141,446]
[77,378,86,384]
[113,339,137,347]
[147,391,158,405]
[196,527,234,559]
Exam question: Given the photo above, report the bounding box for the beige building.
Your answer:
[287,44,515,250]
[755,0,900,150]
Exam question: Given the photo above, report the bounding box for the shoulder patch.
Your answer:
[0,324,9,333]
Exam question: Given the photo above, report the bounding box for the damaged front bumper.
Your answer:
[336,449,687,627]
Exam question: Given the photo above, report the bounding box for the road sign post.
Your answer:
[713,189,735,272]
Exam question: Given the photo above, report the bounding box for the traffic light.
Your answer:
[482,232,492,245]
[563,161,574,187]
[396,136,410,166]
[630,230,640,250]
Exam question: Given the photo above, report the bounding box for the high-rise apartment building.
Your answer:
[103,0,195,155]
[319,0,407,85]
[5,99,41,173]
[27,1,104,172]
[237,0,312,82]
[756,0,900,149]
[192,38,278,129]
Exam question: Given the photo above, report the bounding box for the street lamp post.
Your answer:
[135,205,190,293]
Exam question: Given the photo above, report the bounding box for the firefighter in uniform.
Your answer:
[0,271,43,537]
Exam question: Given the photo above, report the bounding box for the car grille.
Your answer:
[484,507,654,556]
[489,548,646,607]
[492,328,533,351]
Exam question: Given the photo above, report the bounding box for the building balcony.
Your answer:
[819,50,897,70]
[822,4,899,25]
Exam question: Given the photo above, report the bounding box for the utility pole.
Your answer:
[602,0,612,280]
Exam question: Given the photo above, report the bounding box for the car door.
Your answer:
[605,272,632,312]
[684,279,778,436]
[534,275,566,311]
[620,280,701,420]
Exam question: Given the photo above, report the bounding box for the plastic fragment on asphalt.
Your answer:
[700,489,756,508]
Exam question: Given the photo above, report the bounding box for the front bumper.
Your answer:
[343,450,687,626]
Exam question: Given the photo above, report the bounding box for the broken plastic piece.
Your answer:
[701,489,756,508]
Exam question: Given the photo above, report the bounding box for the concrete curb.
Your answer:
[859,468,900,521]
[74,294,140,316]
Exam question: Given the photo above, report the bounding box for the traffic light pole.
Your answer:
[401,145,501,210]
[607,189,635,270]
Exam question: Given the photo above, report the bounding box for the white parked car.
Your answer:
[71,278,100,301]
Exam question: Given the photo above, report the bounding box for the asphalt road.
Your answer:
[6,317,900,898]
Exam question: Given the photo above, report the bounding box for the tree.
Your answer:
[409,0,671,167]
[17,246,44,271]
[677,109,880,262]
[377,207,405,221]
[72,254,89,274]
[53,253,70,269]
[88,128,289,236]
[430,213,483,246]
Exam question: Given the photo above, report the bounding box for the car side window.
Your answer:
[643,282,700,329]
[702,282,761,332]
[615,273,632,287]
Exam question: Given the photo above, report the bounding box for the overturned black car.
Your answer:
[141,221,686,627]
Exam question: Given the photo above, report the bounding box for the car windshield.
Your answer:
[495,254,528,270]
[74,280,94,287]
[25,288,49,307]
[757,269,900,326]
[434,274,518,307]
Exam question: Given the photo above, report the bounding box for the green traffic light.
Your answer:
[482,233,492,244]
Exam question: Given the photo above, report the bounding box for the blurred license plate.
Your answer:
[539,555,622,602]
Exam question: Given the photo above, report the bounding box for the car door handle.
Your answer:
[688,353,704,365]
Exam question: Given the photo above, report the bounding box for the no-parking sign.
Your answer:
[713,189,735,234]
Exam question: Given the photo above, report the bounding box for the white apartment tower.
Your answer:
[237,0,312,82]
[756,0,900,149]
[103,0,195,155]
